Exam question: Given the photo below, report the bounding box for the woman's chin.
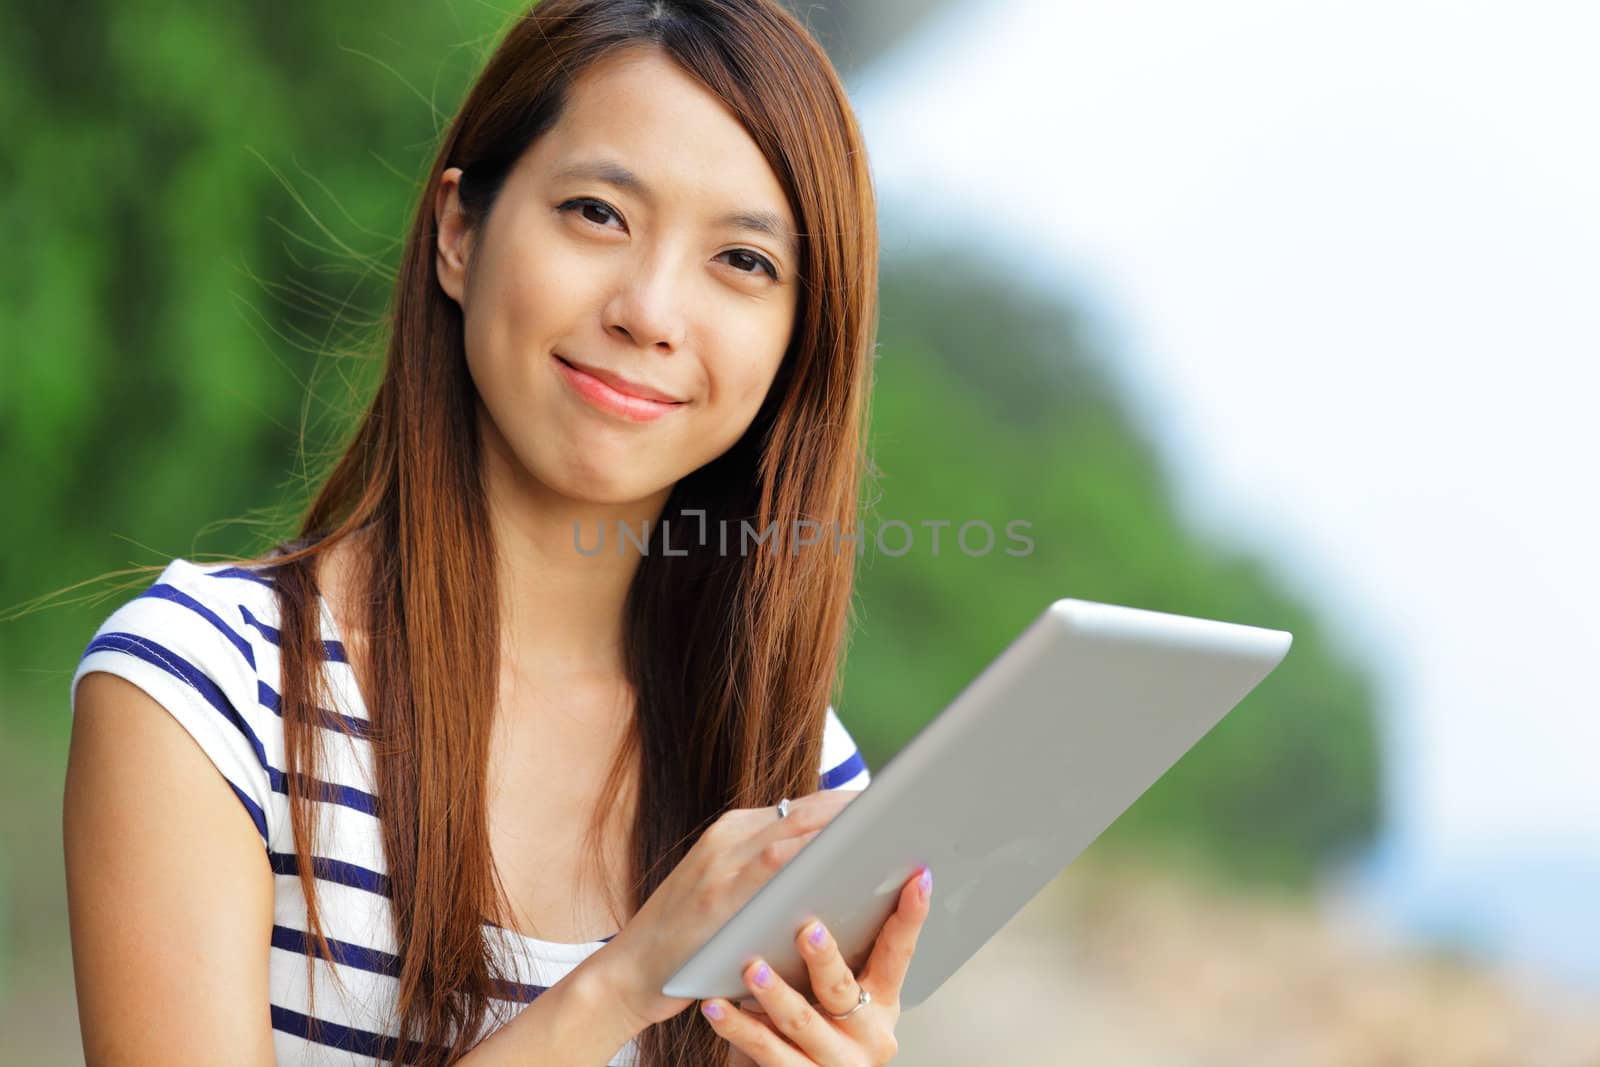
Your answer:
[547,465,674,510]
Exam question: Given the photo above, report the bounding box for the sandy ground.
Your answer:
[895,855,1600,1066]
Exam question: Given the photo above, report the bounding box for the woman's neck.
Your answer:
[477,425,673,682]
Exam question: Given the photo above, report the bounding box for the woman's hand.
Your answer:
[593,789,864,1034]
[699,864,932,1066]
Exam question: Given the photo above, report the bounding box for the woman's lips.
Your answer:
[553,355,686,423]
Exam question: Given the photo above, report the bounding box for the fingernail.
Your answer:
[752,961,771,988]
[703,1001,724,1021]
[808,921,826,947]
[918,866,933,900]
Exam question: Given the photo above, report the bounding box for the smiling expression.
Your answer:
[433,45,803,507]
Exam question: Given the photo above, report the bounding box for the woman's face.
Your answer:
[434,46,801,508]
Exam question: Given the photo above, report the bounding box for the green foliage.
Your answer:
[0,3,1379,905]
[838,248,1381,888]
[0,2,512,703]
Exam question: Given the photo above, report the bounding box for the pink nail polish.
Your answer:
[703,1001,724,1021]
[753,962,771,988]
[917,867,933,900]
[808,921,826,947]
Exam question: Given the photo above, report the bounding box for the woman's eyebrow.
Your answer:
[553,158,797,261]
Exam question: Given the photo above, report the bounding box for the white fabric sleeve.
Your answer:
[70,558,278,847]
[819,703,871,791]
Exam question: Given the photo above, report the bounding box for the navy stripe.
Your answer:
[273,926,548,1004]
[274,772,380,817]
[315,704,372,738]
[79,637,267,845]
[84,634,380,821]
[240,604,348,663]
[209,565,277,588]
[269,1004,423,1062]
[130,580,376,791]
[86,632,274,776]
[272,1004,627,1062]
[268,853,620,951]
[269,851,391,896]
[267,853,623,963]
[226,781,270,843]
[820,749,868,789]
[272,924,401,976]
[138,583,255,669]
[271,1005,629,1065]
[257,680,372,738]
[104,581,367,739]
[130,583,367,739]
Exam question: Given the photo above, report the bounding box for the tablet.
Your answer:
[660,597,1293,1010]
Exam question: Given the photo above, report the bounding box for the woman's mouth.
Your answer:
[553,354,686,423]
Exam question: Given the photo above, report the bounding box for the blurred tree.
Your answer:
[0,0,1378,901]
[1,1,501,703]
[849,246,1381,887]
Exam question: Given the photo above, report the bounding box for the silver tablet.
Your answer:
[661,597,1294,1010]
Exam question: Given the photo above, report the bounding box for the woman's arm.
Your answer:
[65,671,279,1066]
[66,671,646,1067]
[451,951,643,1065]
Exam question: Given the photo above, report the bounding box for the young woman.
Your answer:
[62,1,932,1065]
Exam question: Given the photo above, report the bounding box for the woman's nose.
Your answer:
[605,252,689,352]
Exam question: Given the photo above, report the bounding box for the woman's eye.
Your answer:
[560,197,623,229]
[721,249,779,281]
[561,198,777,281]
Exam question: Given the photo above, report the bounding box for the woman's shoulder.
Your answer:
[71,555,295,847]
[75,556,284,684]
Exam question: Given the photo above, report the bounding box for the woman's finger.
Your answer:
[734,789,856,865]
[722,827,823,909]
[735,954,853,1063]
[860,865,933,1003]
[721,790,856,902]
[701,997,808,1066]
[795,917,865,1021]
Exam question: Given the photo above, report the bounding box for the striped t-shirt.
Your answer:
[71,556,872,1066]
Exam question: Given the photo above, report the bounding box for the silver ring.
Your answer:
[776,797,791,820]
[825,986,871,1020]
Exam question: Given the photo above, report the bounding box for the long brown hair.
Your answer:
[243,1,878,1063]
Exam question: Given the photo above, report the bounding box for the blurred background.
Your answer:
[3,0,1596,1063]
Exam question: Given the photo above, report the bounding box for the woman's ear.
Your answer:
[434,167,475,307]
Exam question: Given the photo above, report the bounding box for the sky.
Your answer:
[847,0,1600,977]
